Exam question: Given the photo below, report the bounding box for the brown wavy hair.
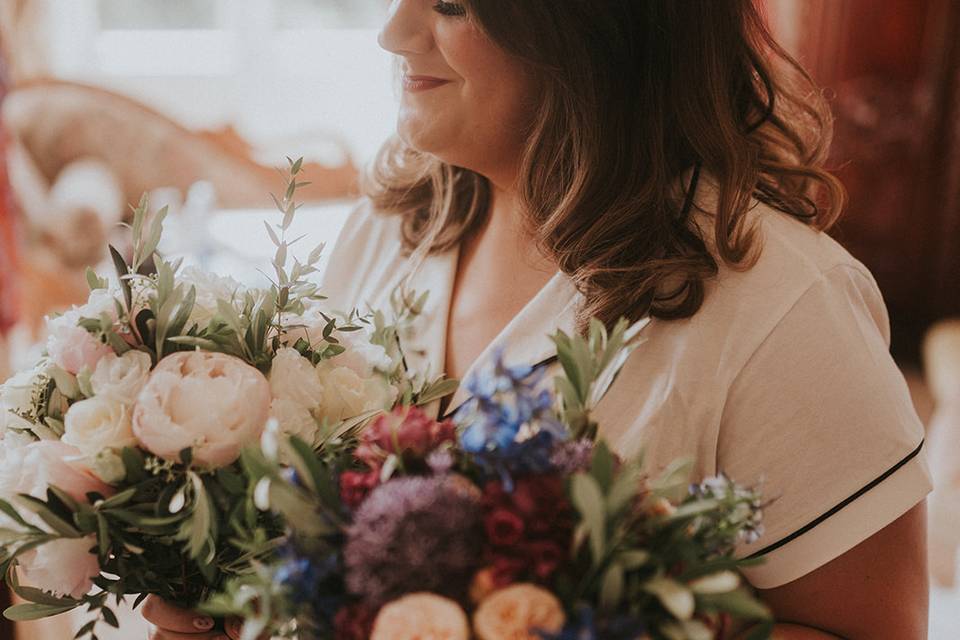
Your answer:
[363,0,845,329]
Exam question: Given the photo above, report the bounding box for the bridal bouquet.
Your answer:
[0,160,448,637]
[209,320,773,640]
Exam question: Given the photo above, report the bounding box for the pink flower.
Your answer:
[355,406,456,471]
[340,470,379,510]
[47,324,113,375]
[133,351,271,467]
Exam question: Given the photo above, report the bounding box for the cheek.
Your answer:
[439,22,536,133]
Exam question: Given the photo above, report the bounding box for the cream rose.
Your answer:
[314,362,396,424]
[90,350,152,404]
[473,584,566,640]
[18,535,100,598]
[133,351,271,467]
[269,348,324,409]
[63,396,137,459]
[371,593,470,640]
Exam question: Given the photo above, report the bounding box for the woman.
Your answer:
[145,1,930,638]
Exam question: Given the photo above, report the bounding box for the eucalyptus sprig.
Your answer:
[551,317,649,439]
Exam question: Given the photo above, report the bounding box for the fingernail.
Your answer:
[192,615,214,631]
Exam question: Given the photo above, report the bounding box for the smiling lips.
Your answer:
[402,75,451,92]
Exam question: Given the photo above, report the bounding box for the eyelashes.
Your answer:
[432,1,467,17]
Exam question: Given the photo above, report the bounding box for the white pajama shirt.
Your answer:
[320,191,932,590]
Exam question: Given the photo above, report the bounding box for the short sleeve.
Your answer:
[717,264,932,589]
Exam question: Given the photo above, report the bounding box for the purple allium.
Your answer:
[343,474,483,607]
[549,438,596,474]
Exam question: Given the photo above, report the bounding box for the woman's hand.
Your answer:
[141,595,243,640]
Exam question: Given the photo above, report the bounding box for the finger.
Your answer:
[148,624,229,640]
[224,618,242,640]
[141,595,216,634]
[224,617,268,640]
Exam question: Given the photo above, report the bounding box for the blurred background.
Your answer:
[0,0,958,638]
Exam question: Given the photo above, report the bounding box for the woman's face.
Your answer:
[378,0,538,185]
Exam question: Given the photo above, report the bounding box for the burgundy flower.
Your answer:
[339,470,379,510]
[480,474,575,585]
[485,508,525,546]
[525,540,565,580]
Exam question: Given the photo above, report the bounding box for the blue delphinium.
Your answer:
[539,606,646,640]
[453,349,568,488]
[273,543,341,629]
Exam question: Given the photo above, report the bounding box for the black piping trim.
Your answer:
[747,438,926,559]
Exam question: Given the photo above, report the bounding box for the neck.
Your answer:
[462,182,554,274]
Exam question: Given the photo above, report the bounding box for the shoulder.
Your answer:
[320,199,407,312]
[686,200,889,371]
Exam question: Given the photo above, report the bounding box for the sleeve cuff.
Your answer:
[740,440,932,589]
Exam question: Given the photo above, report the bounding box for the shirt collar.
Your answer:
[406,248,581,418]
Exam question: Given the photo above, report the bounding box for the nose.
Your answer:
[378,0,433,56]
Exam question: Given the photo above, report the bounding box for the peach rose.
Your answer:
[473,584,566,640]
[371,593,469,640]
[133,351,271,467]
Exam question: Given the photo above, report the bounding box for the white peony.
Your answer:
[282,305,394,377]
[63,396,138,458]
[133,351,271,467]
[90,350,152,404]
[17,536,100,598]
[5,440,114,501]
[178,265,244,327]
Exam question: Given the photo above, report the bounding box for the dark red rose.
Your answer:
[333,602,375,640]
[489,554,527,587]
[525,540,565,580]
[485,507,525,546]
[340,470,379,510]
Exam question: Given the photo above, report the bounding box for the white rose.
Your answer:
[0,369,43,433]
[90,350,152,404]
[63,396,137,458]
[133,351,271,467]
[179,266,244,327]
[269,348,324,409]
[332,330,393,378]
[17,536,100,598]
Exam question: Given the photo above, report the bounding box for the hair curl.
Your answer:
[363,0,845,329]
